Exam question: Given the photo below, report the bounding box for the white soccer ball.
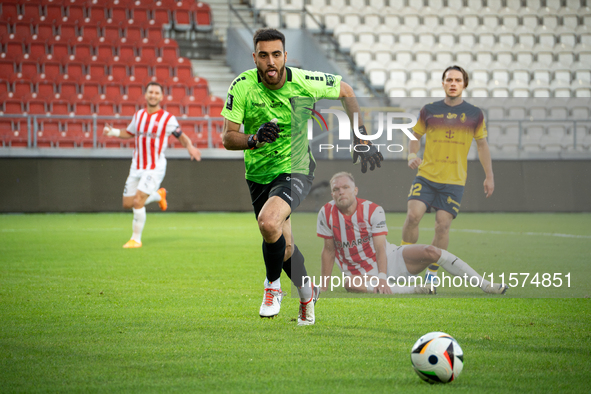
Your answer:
[410,332,464,384]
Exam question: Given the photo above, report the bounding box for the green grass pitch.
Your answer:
[1,212,590,393]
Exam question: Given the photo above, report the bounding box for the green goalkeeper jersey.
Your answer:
[221,67,342,184]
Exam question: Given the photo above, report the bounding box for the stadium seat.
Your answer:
[128,6,151,25]
[123,81,144,101]
[26,97,47,115]
[57,79,80,100]
[174,62,192,80]
[121,24,143,44]
[116,43,137,62]
[36,120,61,148]
[163,102,182,117]
[49,98,71,115]
[47,39,70,61]
[187,76,208,98]
[12,78,34,99]
[166,81,188,102]
[3,98,24,114]
[152,62,172,80]
[35,79,56,100]
[108,62,129,81]
[80,80,100,100]
[136,42,158,62]
[119,100,138,116]
[108,6,129,24]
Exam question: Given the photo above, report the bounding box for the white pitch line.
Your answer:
[388,227,591,239]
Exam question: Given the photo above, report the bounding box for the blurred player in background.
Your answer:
[221,28,382,326]
[401,65,494,284]
[103,82,201,248]
[319,172,507,294]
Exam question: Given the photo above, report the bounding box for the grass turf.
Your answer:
[1,212,590,393]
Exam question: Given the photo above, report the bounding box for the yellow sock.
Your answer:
[427,263,440,273]
[400,240,415,246]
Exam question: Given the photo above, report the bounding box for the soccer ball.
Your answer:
[410,332,464,384]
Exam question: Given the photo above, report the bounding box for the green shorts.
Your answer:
[407,176,464,218]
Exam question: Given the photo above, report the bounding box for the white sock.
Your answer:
[131,207,146,242]
[264,277,281,290]
[297,277,313,302]
[145,191,161,205]
[437,250,491,291]
[367,284,418,294]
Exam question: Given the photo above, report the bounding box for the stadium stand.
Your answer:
[0,0,219,149]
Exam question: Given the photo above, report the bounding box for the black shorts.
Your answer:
[407,176,464,218]
[247,173,314,219]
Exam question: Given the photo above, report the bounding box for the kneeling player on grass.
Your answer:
[317,172,508,295]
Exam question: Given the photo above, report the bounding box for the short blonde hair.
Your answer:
[330,172,355,187]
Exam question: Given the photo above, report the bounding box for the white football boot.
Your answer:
[298,286,320,326]
[259,288,283,318]
[484,283,509,294]
[414,284,437,294]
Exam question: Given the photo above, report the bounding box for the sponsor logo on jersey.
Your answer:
[434,114,444,118]
[226,94,234,110]
[270,101,283,108]
[447,112,457,119]
[324,73,336,87]
[335,236,371,249]
[252,102,265,108]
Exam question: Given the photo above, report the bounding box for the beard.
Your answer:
[257,63,285,86]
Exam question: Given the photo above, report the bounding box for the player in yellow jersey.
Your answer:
[401,66,494,284]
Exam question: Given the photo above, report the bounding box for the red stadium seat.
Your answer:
[26,38,49,61]
[185,101,204,117]
[108,6,128,24]
[3,37,26,58]
[102,80,123,100]
[159,41,179,60]
[163,102,182,116]
[26,98,47,115]
[64,5,85,23]
[49,98,71,115]
[174,62,192,80]
[17,59,39,79]
[194,2,212,31]
[124,81,143,100]
[56,23,77,41]
[12,78,33,99]
[71,98,94,115]
[40,59,62,80]
[35,79,57,100]
[152,62,171,80]
[166,81,188,102]
[0,21,10,37]
[63,60,85,80]
[64,121,90,147]
[95,43,115,62]
[80,80,100,100]
[143,25,163,44]
[78,25,100,43]
[85,6,107,25]
[0,118,13,146]
[108,62,128,80]
[100,22,123,43]
[205,96,223,117]
[119,100,138,116]
[3,98,25,114]
[13,21,33,40]
[130,63,150,82]
[187,76,208,98]
[95,98,117,116]
[47,39,70,61]
[41,3,65,23]
[0,2,20,22]
[86,61,107,80]
[121,24,142,44]
[57,79,80,100]
[0,59,17,77]
[116,43,137,62]
[136,42,158,61]
[33,22,55,40]
[36,120,60,148]
[0,79,10,97]
[151,8,171,28]
[22,3,43,21]
[128,6,151,25]
[171,9,192,31]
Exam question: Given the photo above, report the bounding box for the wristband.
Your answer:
[108,128,121,137]
[407,153,417,161]
[247,134,258,149]
[378,272,388,281]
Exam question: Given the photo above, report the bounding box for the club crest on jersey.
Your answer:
[324,73,336,87]
[460,113,467,123]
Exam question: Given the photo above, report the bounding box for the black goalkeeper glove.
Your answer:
[353,125,384,173]
[248,119,280,149]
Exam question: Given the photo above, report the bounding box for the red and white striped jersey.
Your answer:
[317,198,388,276]
[127,108,179,170]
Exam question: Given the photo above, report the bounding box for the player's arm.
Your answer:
[174,130,201,161]
[103,124,133,139]
[339,81,384,173]
[373,235,392,294]
[407,131,423,169]
[476,138,494,197]
[320,237,336,293]
[221,118,279,151]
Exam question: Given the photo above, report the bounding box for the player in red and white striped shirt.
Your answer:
[103,82,201,248]
[317,172,508,295]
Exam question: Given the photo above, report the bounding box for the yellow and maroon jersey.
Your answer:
[412,100,487,186]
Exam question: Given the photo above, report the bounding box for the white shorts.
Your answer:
[386,243,412,278]
[363,242,412,279]
[123,164,166,197]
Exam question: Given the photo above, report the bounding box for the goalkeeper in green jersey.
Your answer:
[221,28,383,326]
